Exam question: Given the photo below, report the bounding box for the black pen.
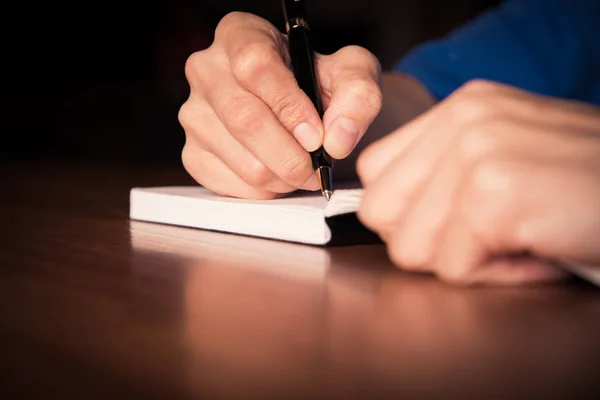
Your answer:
[282,0,333,200]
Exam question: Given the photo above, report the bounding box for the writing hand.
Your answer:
[179,12,382,199]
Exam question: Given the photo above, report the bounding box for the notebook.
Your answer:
[129,186,381,246]
[129,186,599,286]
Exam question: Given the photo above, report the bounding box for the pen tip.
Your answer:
[323,190,332,201]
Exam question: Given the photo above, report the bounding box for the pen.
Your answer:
[282,0,333,200]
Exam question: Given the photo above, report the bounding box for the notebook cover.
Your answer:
[324,212,382,246]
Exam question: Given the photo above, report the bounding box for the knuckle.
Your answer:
[231,42,276,85]
[449,97,489,124]
[244,161,274,187]
[355,151,370,181]
[331,45,381,84]
[338,46,380,69]
[358,47,382,76]
[385,235,431,271]
[177,102,193,130]
[460,79,500,94]
[184,49,221,92]
[356,146,378,183]
[181,145,192,170]
[181,149,231,198]
[359,79,383,112]
[278,155,312,186]
[340,45,373,61]
[184,51,203,85]
[215,12,246,38]
[456,124,498,163]
[181,143,210,183]
[448,88,495,123]
[356,196,392,231]
[463,158,521,233]
[386,243,407,269]
[223,93,266,138]
[387,245,429,272]
[269,93,305,127]
[349,78,383,113]
[178,98,212,134]
[386,241,414,271]
[402,246,431,271]
[355,205,371,228]
[363,82,384,113]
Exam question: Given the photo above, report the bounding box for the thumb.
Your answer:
[320,46,382,159]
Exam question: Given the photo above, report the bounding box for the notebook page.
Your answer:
[324,189,364,218]
[130,186,331,244]
[136,186,329,210]
[557,260,600,287]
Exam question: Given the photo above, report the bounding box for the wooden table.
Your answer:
[2,161,600,399]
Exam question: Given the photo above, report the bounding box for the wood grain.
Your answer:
[2,161,600,399]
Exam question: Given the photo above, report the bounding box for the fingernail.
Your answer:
[294,122,322,151]
[326,117,360,158]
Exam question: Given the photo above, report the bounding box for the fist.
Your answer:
[179,12,382,199]
[357,80,600,286]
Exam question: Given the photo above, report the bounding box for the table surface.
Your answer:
[2,161,600,399]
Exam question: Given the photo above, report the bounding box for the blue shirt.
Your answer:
[394,0,600,105]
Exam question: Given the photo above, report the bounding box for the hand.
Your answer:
[179,12,382,199]
[357,80,600,286]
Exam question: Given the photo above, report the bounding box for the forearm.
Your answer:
[334,72,436,181]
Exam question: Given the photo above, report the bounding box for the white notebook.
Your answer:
[129,186,599,286]
[129,186,380,246]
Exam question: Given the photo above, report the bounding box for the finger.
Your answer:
[179,98,311,193]
[356,107,434,187]
[380,118,559,272]
[357,114,452,236]
[200,72,317,190]
[358,97,577,237]
[182,141,281,200]
[500,161,600,262]
[356,80,600,188]
[375,78,600,191]
[468,258,569,286]
[401,120,600,277]
[384,148,463,272]
[223,23,325,152]
[437,156,599,284]
[320,46,383,159]
[458,131,600,264]
[460,80,600,132]
[354,82,498,189]
[435,210,568,286]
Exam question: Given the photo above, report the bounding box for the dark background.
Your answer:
[3,0,501,167]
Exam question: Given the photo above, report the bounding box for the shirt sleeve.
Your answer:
[393,0,600,101]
